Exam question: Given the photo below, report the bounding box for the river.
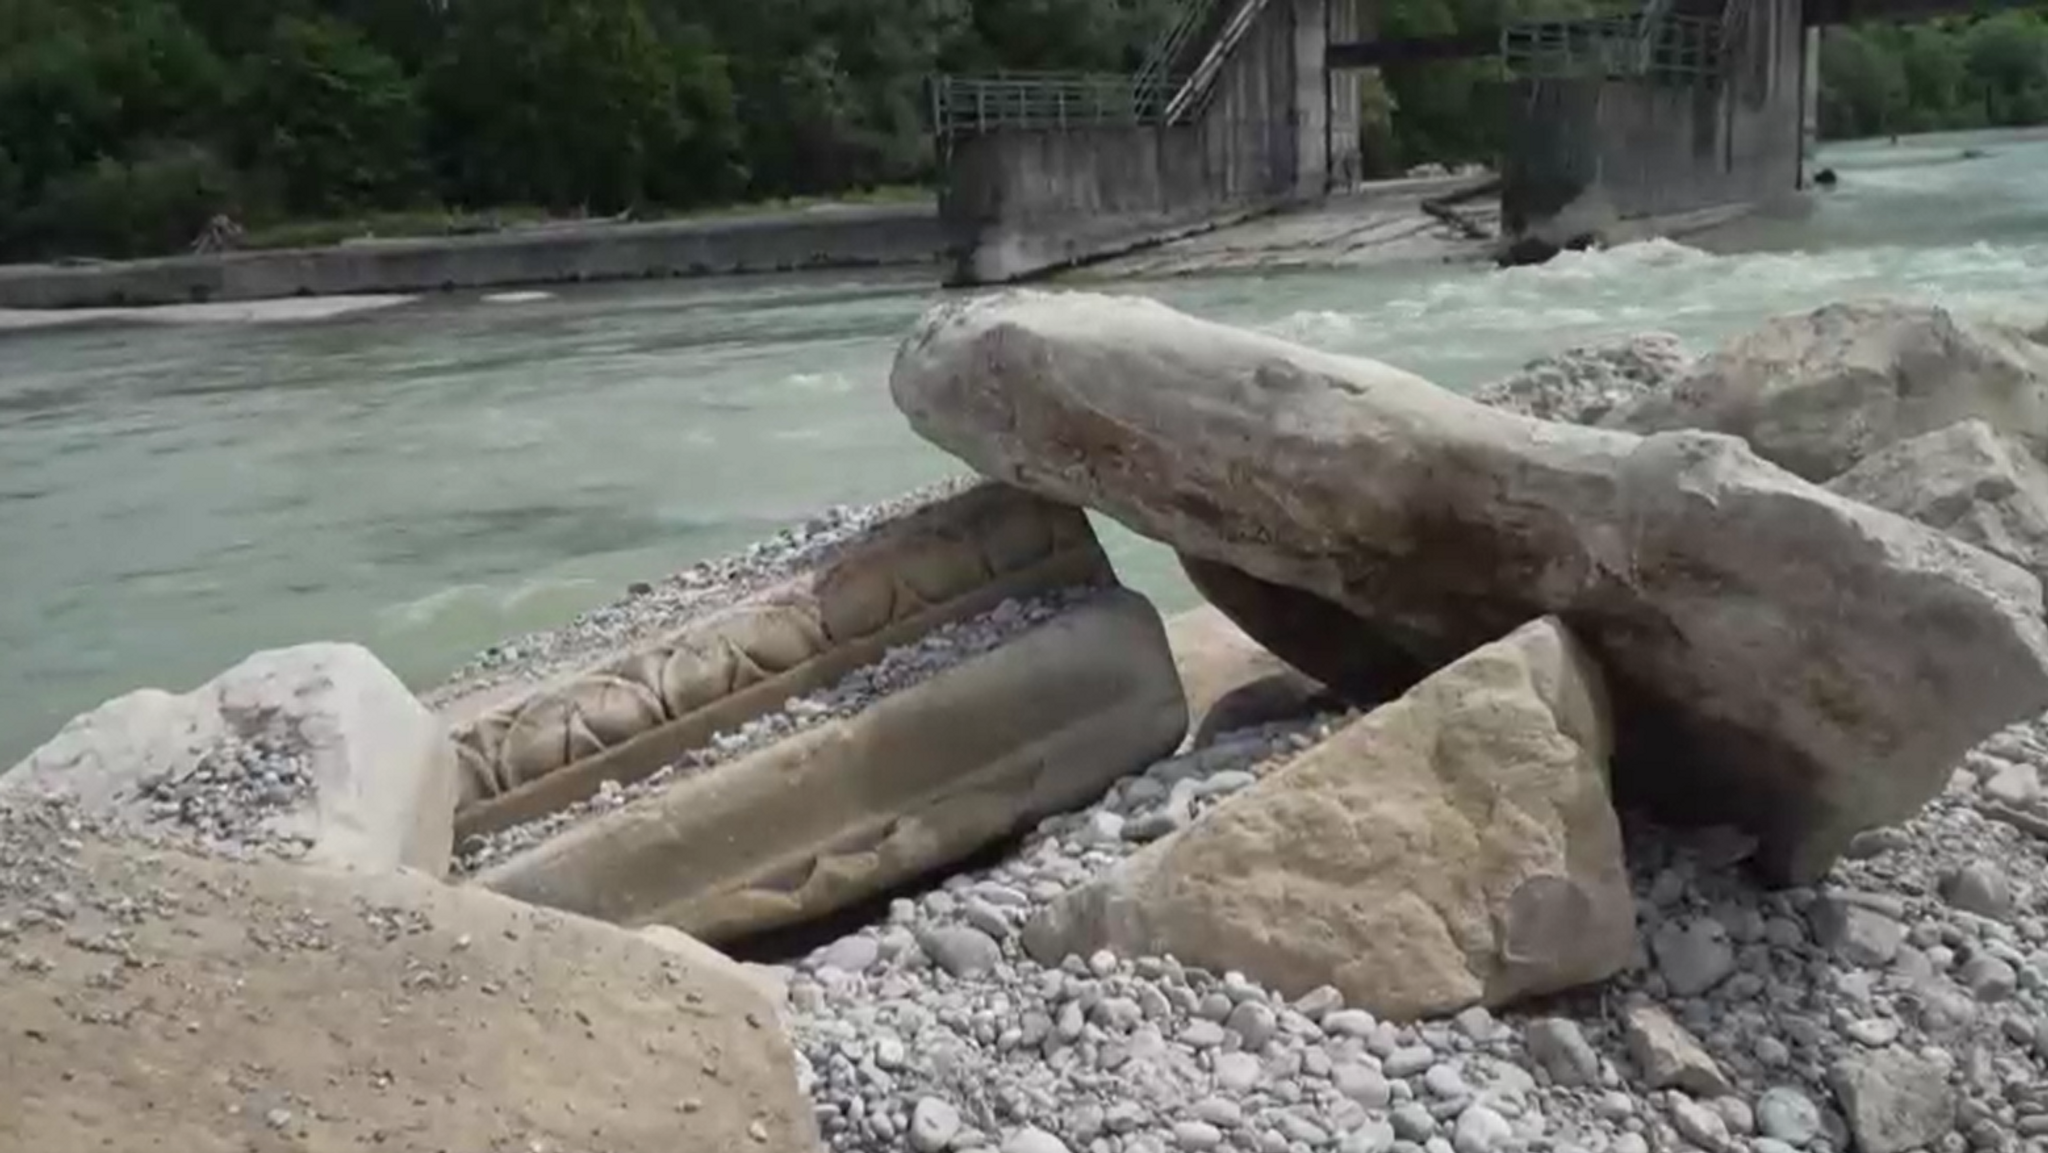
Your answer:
[4,129,2047,762]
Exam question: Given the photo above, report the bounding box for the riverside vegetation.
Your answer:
[8,291,2048,1153]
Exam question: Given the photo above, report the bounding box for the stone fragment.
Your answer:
[1757,1086,1823,1147]
[919,926,1003,979]
[1021,619,1633,1020]
[913,1098,963,1152]
[1652,917,1737,995]
[1829,1048,1956,1153]
[2,643,458,875]
[1622,1003,1732,1096]
[1525,1017,1602,1087]
[1003,1127,1073,1153]
[1812,898,1907,967]
[890,290,2048,882]
[1473,332,1690,426]
[1606,301,2048,481]
[1825,420,2048,580]
[1940,863,2016,921]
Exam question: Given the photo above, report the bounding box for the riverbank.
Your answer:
[0,201,943,309]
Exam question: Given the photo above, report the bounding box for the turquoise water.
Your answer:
[3,129,2047,761]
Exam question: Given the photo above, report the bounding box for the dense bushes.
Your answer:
[1819,14,2048,139]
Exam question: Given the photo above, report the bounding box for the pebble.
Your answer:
[912,1098,962,1152]
[1173,1120,1224,1149]
[1227,1000,1278,1049]
[1653,916,1737,995]
[1525,1017,1601,1087]
[1003,1127,1072,1153]
[919,926,1002,978]
[1451,1105,1512,1153]
[1940,863,2015,921]
[1756,1086,1822,1147]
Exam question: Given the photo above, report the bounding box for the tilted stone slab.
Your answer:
[889,289,2048,882]
[473,589,1188,942]
[1022,617,1634,1021]
[442,482,1115,842]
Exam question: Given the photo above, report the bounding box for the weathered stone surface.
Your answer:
[1473,332,1691,426]
[0,810,818,1153]
[1021,618,1633,1021]
[1163,605,1329,747]
[1606,301,2048,480]
[890,290,2048,881]
[1829,1047,1956,1153]
[476,589,1188,942]
[2,643,457,875]
[1825,419,2048,580]
[1623,1003,1732,1096]
[442,481,1114,835]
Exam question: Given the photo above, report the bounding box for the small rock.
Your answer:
[1757,1086,1823,1147]
[1324,1009,1377,1038]
[1385,1046,1435,1078]
[1830,1048,1955,1153]
[1181,1020,1228,1049]
[1174,1120,1224,1150]
[1525,1017,1601,1087]
[1812,899,1906,967]
[1226,1000,1278,1050]
[1847,1017,1902,1046]
[1335,1063,1393,1108]
[913,1098,964,1153]
[1622,1003,1731,1096]
[1940,864,2015,921]
[919,926,1002,978]
[1668,1095,1731,1152]
[1962,955,2019,1002]
[1452,1105,1511,1153]
[1341,1120,1397,1153]
[1215,1051,1262,1091]
[816,934,879,974]
[1654,917,1737,995]
[1985,762,2042,809]
[1391,1102,1438,1141]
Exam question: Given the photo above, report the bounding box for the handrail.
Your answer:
[1164,0,1276,123]
[930,73,1183,138]
[1135,0,1224,112]
[1501,12,1724,81]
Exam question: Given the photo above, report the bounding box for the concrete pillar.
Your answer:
[1293,0,1331,196]
[1802,26,1821,176]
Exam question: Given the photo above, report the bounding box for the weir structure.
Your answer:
[931,0,1840,284]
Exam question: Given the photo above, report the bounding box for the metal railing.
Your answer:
[1501,12,1724,81]
[930,73,1175,138]
[1135,0,1225,111]
[1164,0,1278,123]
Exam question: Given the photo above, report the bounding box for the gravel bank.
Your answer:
[453,586,1099,874]
[426,475,978,707]
[781,710,2048,1153]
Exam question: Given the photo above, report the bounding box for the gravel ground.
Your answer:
[453,586,1100,875]
[425,475,978,707]
[132,719,317,861]
[1470,334,1691,426]
[779,709,2048,1153]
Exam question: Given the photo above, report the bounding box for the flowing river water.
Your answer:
[4,129,2048,762]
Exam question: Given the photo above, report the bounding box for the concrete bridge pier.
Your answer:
[937,0,1366,286]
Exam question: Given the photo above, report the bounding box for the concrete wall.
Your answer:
[1501,0,1807,241]
[0,205,942,310]
[942,0,1354,284]
[1326,0,1367,190]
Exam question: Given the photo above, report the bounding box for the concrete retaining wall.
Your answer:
[942,0,1362,285]
[0,205,943,309]
[1501,0,1806,241]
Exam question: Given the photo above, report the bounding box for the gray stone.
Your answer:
[1341,1121,1398,1153]
[1173,1121,1224,1150]
[1451,1105,1512,1153]
[1325,1010,1378,1038]
[1757,1086,1823,1147]
[1829,1048,1956,1153]
[1622,1003,1731,1096]
[1668,1096,1732,1152]
[1825,419,2048,582]
[1193,1098,1243,1129]
[1986,762,2043,810]
[890,289,2048,884]
[1003,1128,1073,1153]
[1812,900,1907,967]
[913,1098,964,1153]
[1335,1064,1393,1109]
[1962,954,2019,1002]
[1392,1103,1439,1141]
[918,926,1003,978]
[817,935,880,975]
[1182,1020,1228,1049]
[1473,332,1690,426]
[1525,1017,1602,1087]
[1653,917,1738,996]
[1215,1052,1262,1091]
[1386,1047,1437,1078]
[1227,1000,1279,1050]
[1941,864,2016,921]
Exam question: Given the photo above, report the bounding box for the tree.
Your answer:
[234,14,422,215]
[426,0,688,211]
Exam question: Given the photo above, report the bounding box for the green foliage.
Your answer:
[235,14,422,215]
[4,141,239,259]
[1818,14,2048,140]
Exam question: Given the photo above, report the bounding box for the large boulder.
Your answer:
[1825,419,2048,581]
[1472,331,1690,425]
[435,481,1113,844]
[470,588,1188,942]
[890,290,2048,882]
[1603,301,2048,480]
[1021,618,1634,1021]
[2,643,457,875]
[0,797,819,1152]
